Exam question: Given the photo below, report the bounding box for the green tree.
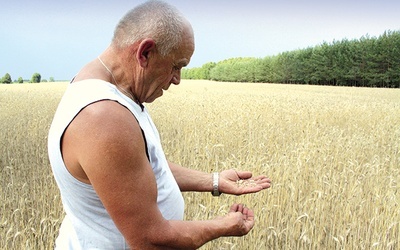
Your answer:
[1,73,12,84]
[185,29,399,88]
[49,77,55,82]
[200,62,216,79]
[18,77,23,83]
[31,73,41,83]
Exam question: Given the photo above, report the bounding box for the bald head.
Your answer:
[112,0,193,57]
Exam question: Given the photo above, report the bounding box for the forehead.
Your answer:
[172,29,195,66]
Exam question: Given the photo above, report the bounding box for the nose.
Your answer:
[171,70,181,85]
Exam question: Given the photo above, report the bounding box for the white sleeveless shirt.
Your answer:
[48,80,184,249]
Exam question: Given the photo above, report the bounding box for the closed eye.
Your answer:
[172,59,188,72]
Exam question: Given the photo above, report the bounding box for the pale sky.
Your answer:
[1,0,399,81]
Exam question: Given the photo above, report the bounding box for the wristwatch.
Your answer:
[211,172,221,196]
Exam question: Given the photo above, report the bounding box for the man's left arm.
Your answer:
[168,161,271,195]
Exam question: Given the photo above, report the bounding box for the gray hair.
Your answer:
[112,0,186,56]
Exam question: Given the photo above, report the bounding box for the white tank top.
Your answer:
[48,80,184,249]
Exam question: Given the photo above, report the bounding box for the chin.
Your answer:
[147,93,162,103]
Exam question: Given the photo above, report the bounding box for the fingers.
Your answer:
[242,206,254,220]
[236,178,272,195]
[251,175,271,184]
[238,204,249,220]
[256,176,272,189]
[229,203,245,213]
[253,175,270,181]
[237,203,245,213]
[229,203,254,217]
[236,172,272,186]
[248,175,272,189]
[229,203,239,212]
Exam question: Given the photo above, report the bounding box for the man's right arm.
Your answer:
[62,100,255,249]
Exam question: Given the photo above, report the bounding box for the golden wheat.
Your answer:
[1,81,399,249]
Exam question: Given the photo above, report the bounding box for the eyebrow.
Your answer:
[176,58,189,67]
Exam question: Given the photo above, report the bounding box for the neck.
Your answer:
[97,55,141,107]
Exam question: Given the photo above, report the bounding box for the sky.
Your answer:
[1,0,399,81]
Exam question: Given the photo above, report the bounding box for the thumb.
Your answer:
[236,171,252,179]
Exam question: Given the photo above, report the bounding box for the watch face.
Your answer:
[212,189,220,196]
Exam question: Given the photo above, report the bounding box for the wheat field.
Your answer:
[1,80,399,249]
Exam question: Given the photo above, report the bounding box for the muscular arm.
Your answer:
[62,101,252,249]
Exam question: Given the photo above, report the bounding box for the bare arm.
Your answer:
[62,101,253,249]
[169,162,272,195]
[168,161,213,192]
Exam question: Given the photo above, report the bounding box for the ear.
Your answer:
[136,39,156,67]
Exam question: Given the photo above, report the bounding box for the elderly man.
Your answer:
[48,0,271,249]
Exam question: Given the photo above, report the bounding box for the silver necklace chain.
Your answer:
[97,56,138,104]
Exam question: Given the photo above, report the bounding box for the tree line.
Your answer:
[182,30,400,88]
[0,73,55,84]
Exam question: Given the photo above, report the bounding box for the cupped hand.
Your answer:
[222,203,255,236]
[219,169,271,195]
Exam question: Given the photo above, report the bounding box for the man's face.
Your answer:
[141,27,195,103]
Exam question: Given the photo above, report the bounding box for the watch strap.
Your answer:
[211,172,221,196]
